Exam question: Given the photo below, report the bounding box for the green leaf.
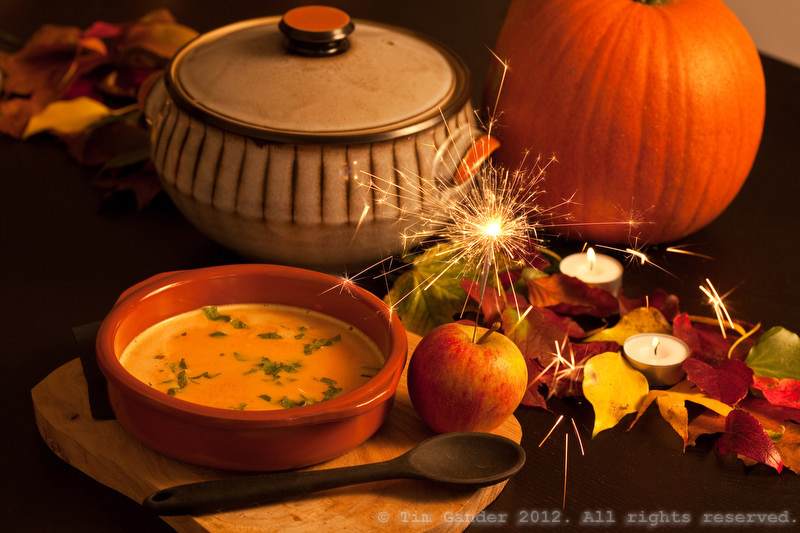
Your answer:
[745,327,800,380]
[383,243,477,336]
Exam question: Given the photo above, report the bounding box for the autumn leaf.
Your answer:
[22,97,111,138]
[738,397,800,473]
[672,313,753,364]
[687,410,726,447]
[383,244,475,336]
[502,306,585,366]
[715,410,783,473]
[584,306,672,344]
[122,12,198,59]
[745,326,800,380]
[683,358,754,406]
[619,288,680,322]
[525,273,618,317]
[752,376,800,410]
[461,279,526,326]
[520,384,549,410]
[582,352,649,437]
[630,381,733,448]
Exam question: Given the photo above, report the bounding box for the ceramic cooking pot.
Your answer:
[143,5,480,271]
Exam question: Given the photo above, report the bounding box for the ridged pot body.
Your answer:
[146,78,475,270]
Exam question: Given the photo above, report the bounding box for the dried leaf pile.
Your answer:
[386,244,800,474]
[0,10,197,207]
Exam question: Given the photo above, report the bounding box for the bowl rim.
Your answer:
[96,264,407,427]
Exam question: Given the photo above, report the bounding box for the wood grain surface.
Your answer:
[32,332,523,533]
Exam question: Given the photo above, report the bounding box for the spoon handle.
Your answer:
[143,458,409,515]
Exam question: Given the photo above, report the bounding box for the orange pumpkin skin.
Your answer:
[485,0,765,244]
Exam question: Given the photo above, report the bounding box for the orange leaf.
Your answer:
[122,10,198,59]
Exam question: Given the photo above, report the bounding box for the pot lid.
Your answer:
[165,5,470,143]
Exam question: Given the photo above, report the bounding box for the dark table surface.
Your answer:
[3,1,799,531]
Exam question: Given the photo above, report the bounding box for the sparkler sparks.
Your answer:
[529,338,586,400]
[699,278,736,338]
[367,142,562,320]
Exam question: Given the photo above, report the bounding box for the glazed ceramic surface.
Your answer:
[144,8,477,271]
[96,264,408,471]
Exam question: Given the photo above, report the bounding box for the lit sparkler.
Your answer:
[365,139,563,324]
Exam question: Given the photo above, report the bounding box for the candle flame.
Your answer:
[587,247,596,272]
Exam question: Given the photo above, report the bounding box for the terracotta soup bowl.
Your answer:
[96,264,407,471]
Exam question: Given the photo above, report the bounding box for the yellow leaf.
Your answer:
[584,306,672,344]
[628,382,733,449]
[582,351,650,437]
[22,97,111,139]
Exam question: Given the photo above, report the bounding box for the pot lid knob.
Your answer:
[278,5,355,56]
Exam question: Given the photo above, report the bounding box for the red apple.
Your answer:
[407,322,528,433]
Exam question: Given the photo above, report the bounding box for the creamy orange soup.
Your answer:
[120,304,385,411]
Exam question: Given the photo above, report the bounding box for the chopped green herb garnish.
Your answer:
[280,396,304,409]
[259,394,272,402]
[179,358,187,369]
[209,331,227,337]
[256,358,301,380]
[177,370,188,389]
[189,371,221,380]
[203,306,231,322]
[294,333,305,340]
[303,334,342,355]
[233,351,249,361]
[154,354,166,359]
[231,319,249,329]
[230,403,247,410]
[258,332,282,339]
[313,377,343,401]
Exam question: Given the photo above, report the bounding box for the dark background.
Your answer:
[2,1,798,531]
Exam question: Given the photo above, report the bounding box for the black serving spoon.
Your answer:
[143,432,525,516]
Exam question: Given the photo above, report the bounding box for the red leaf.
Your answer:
[461,279,527,325]
[715,410,783,472]
[526,273,618,317]
[671,313,752,364]
[739,397,800,425]
[683,358,753,406]
[521,379,550,409]
[504,306,585,367]
[619,288,680,321]
[752,376,800,410]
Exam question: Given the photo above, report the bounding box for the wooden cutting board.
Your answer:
[32,332,522,533]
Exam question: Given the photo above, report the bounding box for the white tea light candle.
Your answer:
[559,248,623,295]
[623,333,690,387]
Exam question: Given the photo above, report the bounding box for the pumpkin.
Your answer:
[484,0,765,244]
